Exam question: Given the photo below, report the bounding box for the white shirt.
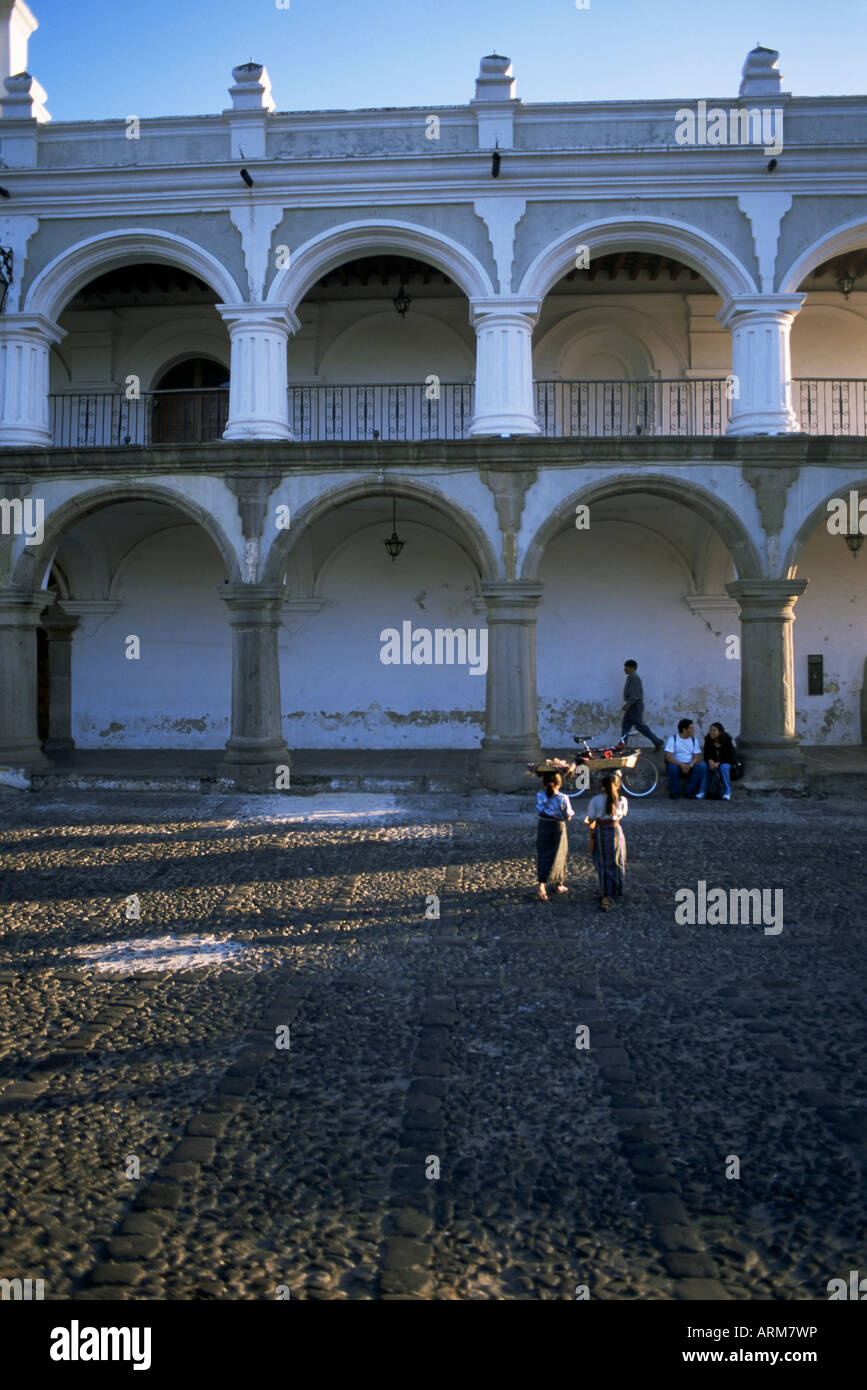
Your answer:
[664,734,702,763]
[586,793,628,823]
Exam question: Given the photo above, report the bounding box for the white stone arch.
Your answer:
[521,473,764,582]
[12,481,242,590]
[25,229,246,321]
[262,474,501,585]
[519,216,756,303]
[116,317,231,394]
[780,218,867,295]
[783,477,867,577]
[533,305,688,379]
[266,219,495,309]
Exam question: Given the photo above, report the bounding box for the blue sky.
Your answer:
[31,0,867,122]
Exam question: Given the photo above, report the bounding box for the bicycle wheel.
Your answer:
[620,754,658,797]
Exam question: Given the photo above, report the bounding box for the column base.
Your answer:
[469,412,541,438]
[0,741,50,788]
[738,739,807,791]
[479,734,543,792]
[726,411,802,436]
[44,738,75,758]
[219,740,291,792]
[0,427,52,447]
[222,420,293,442]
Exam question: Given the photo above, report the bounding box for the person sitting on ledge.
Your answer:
[703,721,736,801]
[664,718,707,800]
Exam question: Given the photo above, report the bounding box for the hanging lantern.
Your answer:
[383,496,405,561]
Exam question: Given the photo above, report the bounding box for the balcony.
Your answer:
[46,379,867,446]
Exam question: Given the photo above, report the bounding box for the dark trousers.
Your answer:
[620,702,660,746]
[666,761,708,797]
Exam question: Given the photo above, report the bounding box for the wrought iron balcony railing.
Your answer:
[49,388,229,447]
[45,379,867,446]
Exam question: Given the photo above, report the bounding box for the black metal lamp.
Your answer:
[392,284,411,317]
[844,530,863,558]
[383,497,405,561]
[837,272,855,300]
[0,247,13,314]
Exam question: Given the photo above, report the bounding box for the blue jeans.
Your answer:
[666,761,708,797]
[621,702,660,745]
[708,762,731,796]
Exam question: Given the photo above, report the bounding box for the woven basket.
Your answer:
[582,753,639,772]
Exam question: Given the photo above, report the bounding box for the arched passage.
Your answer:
[783,482,867,745]
[522,476,762,749]
[264,477,499,751]
[13,485,240,757]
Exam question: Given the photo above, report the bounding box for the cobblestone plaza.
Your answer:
[1,786,864,1302]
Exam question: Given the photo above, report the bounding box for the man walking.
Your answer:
[620,660,663,751]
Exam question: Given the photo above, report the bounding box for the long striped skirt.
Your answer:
[592,820,626,897]
[536,816,568,885]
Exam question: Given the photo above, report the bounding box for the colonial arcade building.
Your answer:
[0,3,865,791]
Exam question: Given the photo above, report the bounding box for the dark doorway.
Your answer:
[37,627,49,743]
[152,357,229,443]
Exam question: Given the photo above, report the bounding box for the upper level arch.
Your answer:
[519,217,756,304]
[25,229,245,321]
[266,219,495,309]
[780,218,867,295]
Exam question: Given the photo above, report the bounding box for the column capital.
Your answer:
[0,311,66,346]
[41,605,80,641]
[480,580,543,617]
[218,582,286,619]
[216,302,301,336]
[716,293,805,329]
[469,295,542,328]
[0,587,49,623]
[726,578,808,616]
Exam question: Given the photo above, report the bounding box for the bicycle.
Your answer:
[566,730,659,798]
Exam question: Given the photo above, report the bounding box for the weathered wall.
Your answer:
[279,522,485,748]
[793,524,867,744]
[71,526,230,748]
[535,523,741,748]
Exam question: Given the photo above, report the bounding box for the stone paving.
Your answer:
[0,785,865,1301]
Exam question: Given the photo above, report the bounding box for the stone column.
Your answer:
[217,304,298,441]
[717,294,804,436]
[0,313,65,446]
[478,581,543,790]
[42,604,80,756]
[469,297,541,437]
[219,583,290,791]
[726,578,809,788]
[0,589,49,776]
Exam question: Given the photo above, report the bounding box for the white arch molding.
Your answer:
[519,217,757,303]
[24,230,246,320]
[266,219,496,309]
[780,218,867,295]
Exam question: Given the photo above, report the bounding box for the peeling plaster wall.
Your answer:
[535,525,741,748]
[279,523,484,748]
[71,528,230,748]
[794,525,867,744]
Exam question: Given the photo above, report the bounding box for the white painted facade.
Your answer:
[0,9,865,789]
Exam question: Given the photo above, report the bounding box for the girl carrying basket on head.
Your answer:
[585,770,628,911]
[535,769,574,902]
